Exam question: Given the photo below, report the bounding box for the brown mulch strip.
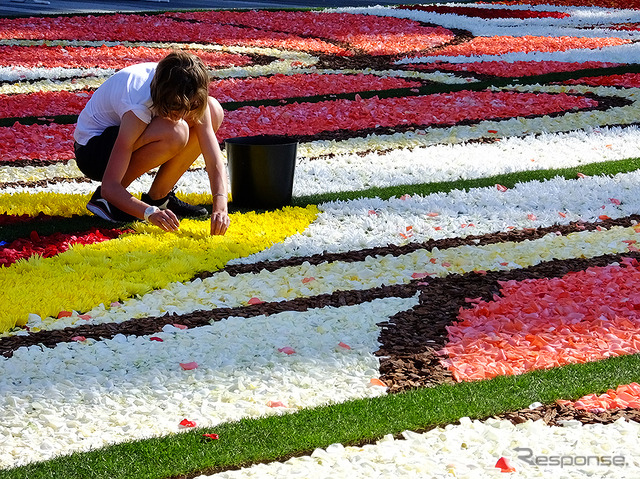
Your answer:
[216,214,640,278]
[493,402,640,426]
[376,251,640,393]
[0,282,420,359]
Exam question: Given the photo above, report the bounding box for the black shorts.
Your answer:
[74,125,119,181]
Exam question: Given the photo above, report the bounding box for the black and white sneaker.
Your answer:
[141,191,208,218]
[87,187,137,223]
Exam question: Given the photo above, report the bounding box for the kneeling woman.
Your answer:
[73,50,230,236]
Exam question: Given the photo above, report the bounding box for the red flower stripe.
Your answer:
[209,74,421,103]
[0,91,91,118]
[397,4,570,19]
[442,259,640,382]
[0,91,599,163]
[172,10,456,56]
[408,36,630,59]
[0,44,253,70]
[0,74,422,119]
[0,11,455,56]
[0,227,130,267]
[218,90,598,138]
[408,60,622,78]
[501,0,640,10]
[0,123,75,162]
[563,73,640,88]
[0,13,348,55]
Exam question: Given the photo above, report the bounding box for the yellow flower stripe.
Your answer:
[0,205,318,332]
[0,191,217,217]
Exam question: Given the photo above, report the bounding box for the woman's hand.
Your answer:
[210,210,230,235]
[149,209,180,232]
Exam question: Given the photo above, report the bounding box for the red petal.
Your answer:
[179,419,196,428]
[202,433,219,440]
[495,457,516,472]
[180,361,199,370]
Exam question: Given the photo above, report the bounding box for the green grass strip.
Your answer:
[2,353,638,479]
[293,156,640,207]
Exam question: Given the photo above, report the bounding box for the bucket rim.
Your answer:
[224,135,299,147]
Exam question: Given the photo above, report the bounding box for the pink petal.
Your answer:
[180,362,199,370]
[496,184,508,192]
[202,433,219,440]
[70,336,86,342]
[248,297,264,305]
[370,378,387,387]
[278,346,296,355]
[150,336,164,342]
[267,400,287,408]
[173,324,188,330]
[338,342,351,350]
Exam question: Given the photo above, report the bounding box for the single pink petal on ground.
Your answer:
[70,336,86,342]
[496,184,508,192]
[412,272,431,279]
[278,346,296,355]
[180,362,199,370]
[302,277,315,283]
[610,198,621,205]
[248,297,264,305]
[267,401,287,408]
[173,324,188,330]
[370,378,387,387]
[338,342,351,350]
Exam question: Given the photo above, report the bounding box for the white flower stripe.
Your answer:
[0,296,418,468]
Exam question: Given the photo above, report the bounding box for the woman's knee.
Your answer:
[209,97,224,132]
[158,118,190,152]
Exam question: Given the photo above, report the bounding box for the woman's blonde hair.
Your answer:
[150,51,210,122]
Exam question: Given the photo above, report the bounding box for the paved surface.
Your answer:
[2,0,400,16]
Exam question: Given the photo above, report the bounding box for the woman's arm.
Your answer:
[101,111,179,230]
[193,99,230,236]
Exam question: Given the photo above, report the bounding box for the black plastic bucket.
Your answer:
[225,135,298,209]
